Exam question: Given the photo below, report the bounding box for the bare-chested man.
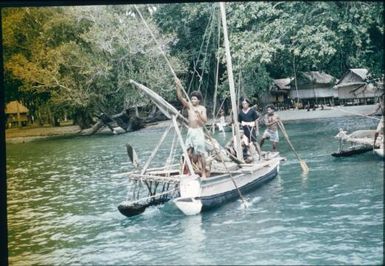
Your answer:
[175,78,208,177]
[259,106,280,152]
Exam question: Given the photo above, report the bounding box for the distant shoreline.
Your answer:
[276,104,377,121]
[5,104,379,143]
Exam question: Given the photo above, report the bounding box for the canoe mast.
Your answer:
[219,2,243,162]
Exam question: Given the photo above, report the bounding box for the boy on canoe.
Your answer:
[175,78,208,178]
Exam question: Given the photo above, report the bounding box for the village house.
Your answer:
[334,68,383,105]
[259,78,292,110]
[5,101,30,128]
[289,71,337,108]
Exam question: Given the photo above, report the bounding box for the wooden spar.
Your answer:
[130,79,244,168]
[124,188,179,205]
[129,79,187,123]
[140,123,173,175]
[212,10,221,134]
[219,2,243,161]
[165,131,178,174]
[128,173,180,183]
[171,115,195,175]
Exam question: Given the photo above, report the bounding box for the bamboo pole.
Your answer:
[219,2,243,161]
[140,123,173,175]
[171,116,195,176]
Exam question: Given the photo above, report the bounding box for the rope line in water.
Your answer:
[330,106,381,121]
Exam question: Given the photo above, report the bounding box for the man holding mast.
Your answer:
[175,78,208,178]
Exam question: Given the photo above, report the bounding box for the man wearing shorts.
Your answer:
[175,78,208,177]
[260,106,280,152]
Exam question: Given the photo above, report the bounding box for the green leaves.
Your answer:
[3,5,185,126]
[3,2,383,126]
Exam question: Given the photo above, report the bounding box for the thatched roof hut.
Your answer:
[5,101,29,114]
[259,78,293,108]
[335,68,368,87]
[289,71,336,100]
[271,78,292,94]
[334,69,382,100]
[5,101,29,128]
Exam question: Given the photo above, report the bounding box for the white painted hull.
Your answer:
[374,147,384,158]
[174,158,281,215]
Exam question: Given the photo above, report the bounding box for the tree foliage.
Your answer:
[155,2,384,101]
[3,5,184,128]
[3,2,384,127]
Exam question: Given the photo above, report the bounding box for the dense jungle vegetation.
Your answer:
[3,2,384,128]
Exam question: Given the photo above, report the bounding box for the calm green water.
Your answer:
[6,117,383,265]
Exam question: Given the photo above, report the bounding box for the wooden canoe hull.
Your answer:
[174,158,281,215]
[200,159,279,210]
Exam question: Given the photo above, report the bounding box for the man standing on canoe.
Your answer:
[367,93,384,147]
[238,98,262,157]
[175,78,208,178]
[260,106,280,152]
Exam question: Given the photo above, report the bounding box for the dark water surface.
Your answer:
[6,117,383,265]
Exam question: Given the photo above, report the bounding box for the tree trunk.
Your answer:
[79,109,145,136]
[80,120,105,136]
[73,108,94,129]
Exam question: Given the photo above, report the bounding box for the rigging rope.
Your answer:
[197,9,216,92]
[134,5,190,100]
[187,7,216,94]
[329,106,381,121]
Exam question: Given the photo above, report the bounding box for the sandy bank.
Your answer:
[145,104,379,129]
[6,104,379,143]
[5,125,81,144]
[276,105,377,121]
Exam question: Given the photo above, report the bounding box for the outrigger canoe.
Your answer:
[116,81,284,217]
[332,129,381,157]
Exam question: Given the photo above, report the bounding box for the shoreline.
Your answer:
[5,104,379,143]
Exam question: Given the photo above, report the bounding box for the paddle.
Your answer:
[277,121,309,174]
[126,144,139,169]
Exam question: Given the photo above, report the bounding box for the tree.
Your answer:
[3,5,186,129]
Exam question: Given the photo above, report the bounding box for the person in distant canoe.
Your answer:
[259,106,280,152]
[367,93,384,147]
[238,98,262,157]
[175,78,208,178]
